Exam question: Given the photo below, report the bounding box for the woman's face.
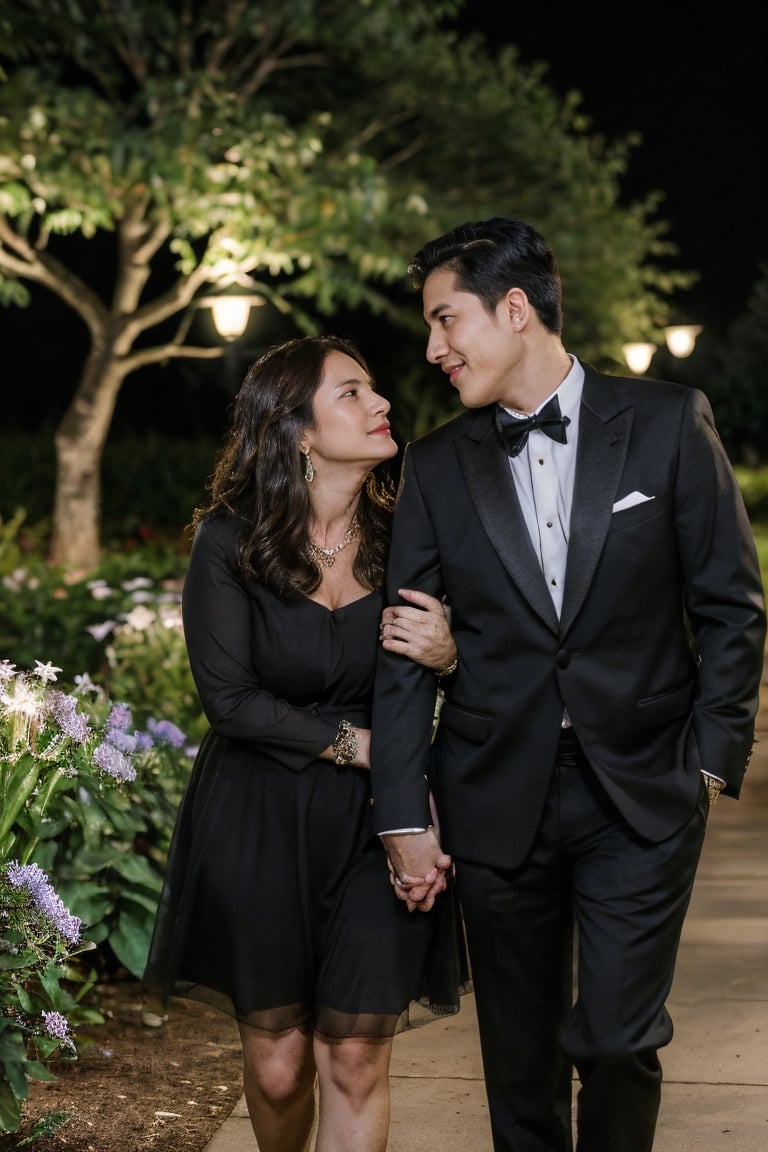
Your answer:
[303,350,397,474]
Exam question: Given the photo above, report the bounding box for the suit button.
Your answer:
[556,649,570,669]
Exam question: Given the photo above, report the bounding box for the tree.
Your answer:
[700,264,768,465]
[0,0,691,569]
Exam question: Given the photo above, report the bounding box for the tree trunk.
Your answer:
[50,349,126,571]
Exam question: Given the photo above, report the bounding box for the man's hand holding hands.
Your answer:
[382,828,452,912]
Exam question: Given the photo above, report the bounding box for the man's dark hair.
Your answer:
[408,217,563,334]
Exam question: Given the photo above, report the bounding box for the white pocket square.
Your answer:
[612,491,655,513]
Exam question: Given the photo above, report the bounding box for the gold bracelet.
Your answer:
[331,719,358,766]
[435,656,458,678]
[702,772,724,808]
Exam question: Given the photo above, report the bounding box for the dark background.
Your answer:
[463,6,767,333]
[3,7,766,436]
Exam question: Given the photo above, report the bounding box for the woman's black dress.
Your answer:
[143,514,470,1038]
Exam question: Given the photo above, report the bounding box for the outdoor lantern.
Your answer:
[199,280,265,341]
[664,325,702,358]
[623,324,702,374]
[622,342,657,374]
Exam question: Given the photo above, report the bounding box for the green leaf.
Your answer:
[0,1078,23,1134]
[108,905,152,978]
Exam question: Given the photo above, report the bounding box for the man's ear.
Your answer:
[505,287,529,330]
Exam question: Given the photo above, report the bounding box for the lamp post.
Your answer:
[198,282,265,341]
[197,280,266,392]
[622,325,702,375]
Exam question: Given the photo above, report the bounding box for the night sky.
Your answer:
[460,4,767,335]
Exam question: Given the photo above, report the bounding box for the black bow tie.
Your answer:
[495,394,570,458]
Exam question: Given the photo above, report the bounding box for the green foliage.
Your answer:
[0,654,198,1132]
[0,516,203,986]
[731,468,768,595]
[0,0,697,567]
[0,822,97,1131]
[0,428,216,538]
[0,659,194,927]
[735,465,768,525]
[699,265,768,465]
[0,1,689,377]
[0,534,188,694]
[0,469,206,1135]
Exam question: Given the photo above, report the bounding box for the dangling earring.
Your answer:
[301,449,314,484]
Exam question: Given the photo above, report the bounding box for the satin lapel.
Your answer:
[455,418,560,632]
[560,386,633,636]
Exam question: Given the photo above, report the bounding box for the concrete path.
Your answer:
[204,694,768,1151]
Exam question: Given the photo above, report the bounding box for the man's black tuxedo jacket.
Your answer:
[371,365,766,869]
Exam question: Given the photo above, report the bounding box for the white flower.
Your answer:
[33,661,62,684]
[2,567,41,591]
[128,590,153,603]
[73,672,99,695]
[3,676,45,717]
[88,581,115,601]
[86,620,118,642]
[121,605,157,632]
[158,605,183,631]
[121,577,153,591]
[2,674,48,747]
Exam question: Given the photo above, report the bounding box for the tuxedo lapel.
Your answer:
[455,414,560,631]
[560,376,633,635]
[452,377,634,636]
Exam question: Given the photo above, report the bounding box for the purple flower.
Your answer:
[146,717,187,748]
[49,691,91,743]
[42,1010,71,1040]
[106,703,133,733]
[93,741,137,782]
[105,728,137,755]
[134,730,154,752]
[6,861,82,944]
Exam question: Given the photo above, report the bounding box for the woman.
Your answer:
[142,335,470,1152]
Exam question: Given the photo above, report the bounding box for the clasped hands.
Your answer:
[382,828,452,913]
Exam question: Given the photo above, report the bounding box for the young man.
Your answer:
[371,217,766,1152]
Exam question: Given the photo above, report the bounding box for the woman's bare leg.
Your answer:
[238,1024,317,1152]
[313,1036,393,1152]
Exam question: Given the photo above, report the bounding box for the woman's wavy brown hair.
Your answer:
[191,335,396,595]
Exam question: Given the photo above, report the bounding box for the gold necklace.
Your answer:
[308,514,360,568]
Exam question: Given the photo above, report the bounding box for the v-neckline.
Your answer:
[302,588,379,615]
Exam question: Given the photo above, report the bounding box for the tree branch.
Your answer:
[122,343,224,373]
[0,221,108,332]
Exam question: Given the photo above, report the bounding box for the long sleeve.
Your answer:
[182,515,338,771]
[675,388,766,794]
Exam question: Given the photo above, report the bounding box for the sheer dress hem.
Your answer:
[148,978,473,1040]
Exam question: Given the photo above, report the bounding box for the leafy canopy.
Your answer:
[0,0,690,363]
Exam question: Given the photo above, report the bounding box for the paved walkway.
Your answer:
[205,691,768,1151]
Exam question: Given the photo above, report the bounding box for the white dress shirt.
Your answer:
[499,357,583,618]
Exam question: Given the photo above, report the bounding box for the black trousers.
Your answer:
[454,731,708,1152]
